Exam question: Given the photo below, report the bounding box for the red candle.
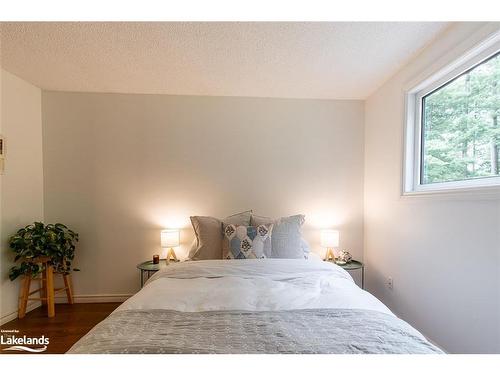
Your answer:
[153,254,160,264]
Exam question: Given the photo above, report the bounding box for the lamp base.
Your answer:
[166,248,178,264]
[325,248,335,262]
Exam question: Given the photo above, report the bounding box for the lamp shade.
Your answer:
[321,229,339,248]
[161,229,180,248]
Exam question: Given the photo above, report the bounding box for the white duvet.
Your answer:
[117,259,394,316]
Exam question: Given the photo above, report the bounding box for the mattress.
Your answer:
[68,259,442,354]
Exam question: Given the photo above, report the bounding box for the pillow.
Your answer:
[188,237,198,258]
[250,214,306,259]
[222,223,273,259]
[189,210,252,260]
[300,237,311,259]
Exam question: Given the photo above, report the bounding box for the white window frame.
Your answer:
[403,31,500,195]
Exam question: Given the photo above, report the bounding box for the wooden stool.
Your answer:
[18,257,74,318]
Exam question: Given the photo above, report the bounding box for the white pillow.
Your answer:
[300,237,311,259]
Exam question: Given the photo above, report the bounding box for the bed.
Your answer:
[68,259,442,354]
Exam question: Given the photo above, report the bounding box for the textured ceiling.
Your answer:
[0,22,449,99]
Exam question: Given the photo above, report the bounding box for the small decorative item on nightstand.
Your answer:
[336,250,352,265]
[152,254,160,264]
[321,229,339,262]
[161,229,180,264]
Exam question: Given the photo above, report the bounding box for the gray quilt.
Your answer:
[67,308,443,354]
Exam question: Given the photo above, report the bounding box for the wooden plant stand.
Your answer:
[18,256,74,318]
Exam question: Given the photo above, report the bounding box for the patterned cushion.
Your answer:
[250,214,306,259]
[188,211,252,260]
[222,224,273,260]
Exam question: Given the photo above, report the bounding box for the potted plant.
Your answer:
[8,222,79,281]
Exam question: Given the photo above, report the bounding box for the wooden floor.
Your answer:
[0,303,120,354]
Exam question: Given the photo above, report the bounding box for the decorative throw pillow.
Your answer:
[300,237,311,259]
[189,210,252,260]
[250,214,306,259]
[222,224,273,260]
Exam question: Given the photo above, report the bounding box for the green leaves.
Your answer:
[8,262,41,281]
[422,52,500,184]
[8,222,80,281]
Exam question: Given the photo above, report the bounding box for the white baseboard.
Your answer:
[1,301,41,325]
[0,294,132,325]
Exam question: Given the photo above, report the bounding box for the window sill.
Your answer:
[401,185,500,200]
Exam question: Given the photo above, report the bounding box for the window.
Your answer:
[404,32,500,194]
[422,52,500,184]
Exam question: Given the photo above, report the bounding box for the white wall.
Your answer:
[42,92,365,298]
[364,22,500,353]
[0,69,44,323]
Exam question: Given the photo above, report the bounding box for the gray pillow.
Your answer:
[189,210,252,260]
[250,214,306,259]
[300,237,311,259]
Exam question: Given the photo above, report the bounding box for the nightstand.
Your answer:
[326,259,364,289]
[136,259,179,287]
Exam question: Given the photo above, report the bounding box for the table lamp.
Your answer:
[321,229,339,262]
[161,229,179,264]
